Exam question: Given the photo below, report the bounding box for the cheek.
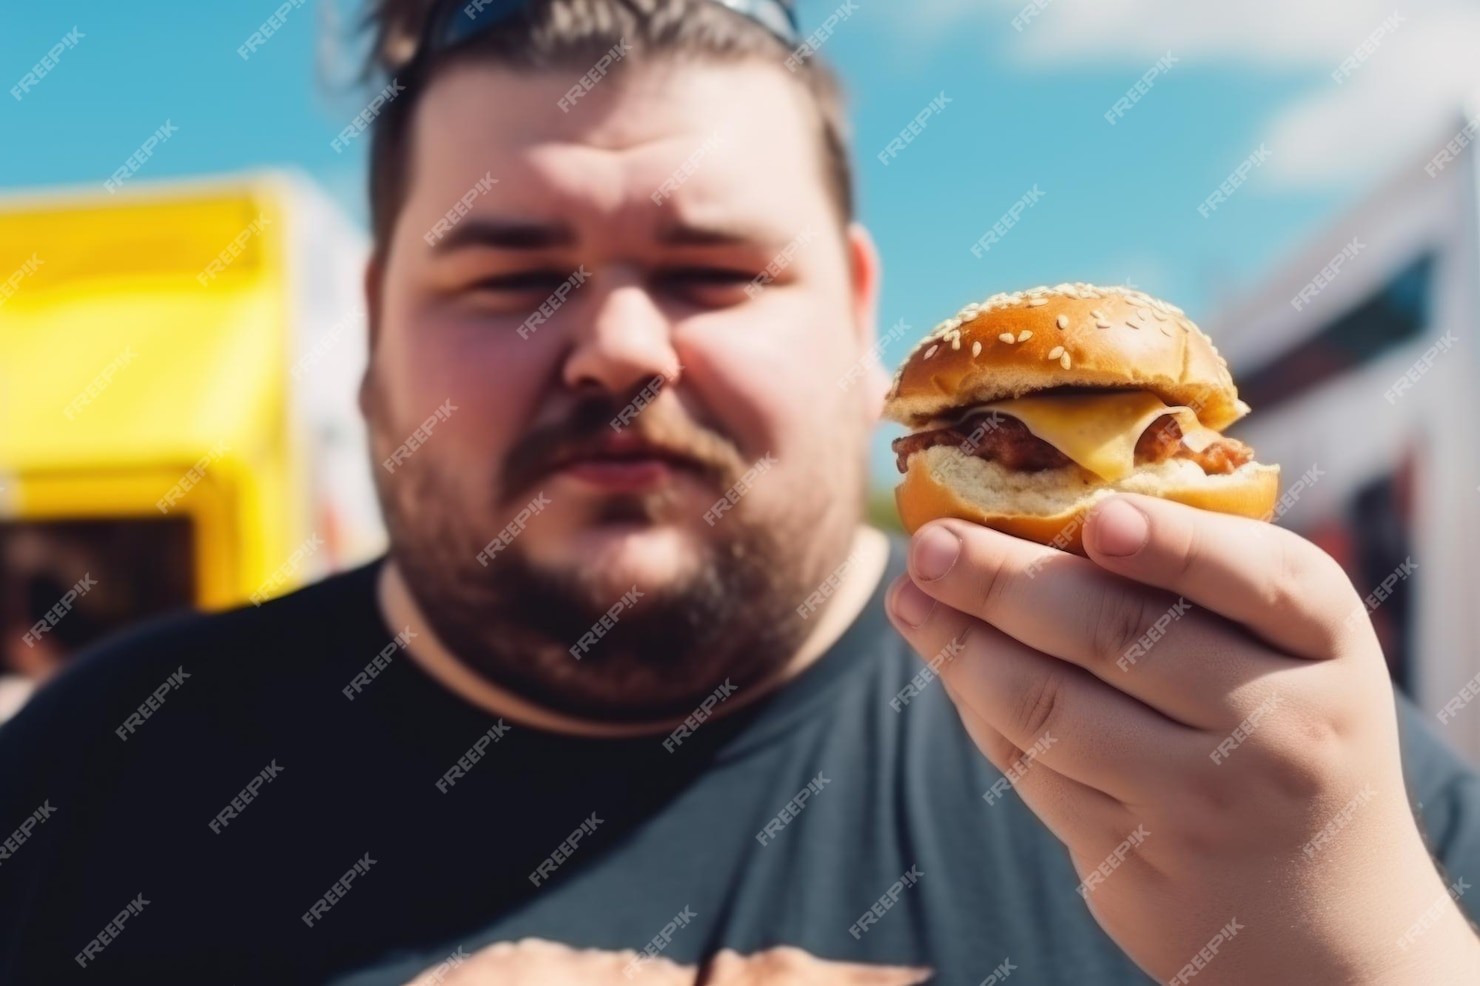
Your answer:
[678,308,854,469]
[679,332,796,463]
[377,300,546,468]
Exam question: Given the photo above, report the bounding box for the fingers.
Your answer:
[947,680,1130,848]
[698,947,929,983]
[904,518,1287,729]
[431,938,691,985]
[702,947,935,985]
[887,576,1206,803]
[1081,494,1357,660]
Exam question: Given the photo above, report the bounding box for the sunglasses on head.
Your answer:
[421,0,803,58]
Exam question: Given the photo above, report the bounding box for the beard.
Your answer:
[365,380,858,723]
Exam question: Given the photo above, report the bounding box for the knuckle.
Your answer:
[1253,746,1332,804]
[990,733,1026,769]
[947,619,982,663]
[1262,533,1356,654]
[1013,668,1065,739]
[1163,507,1201,584]
[1250,715,1348,803]
[972,543,1016,618]
[1090,588,1162,668]
[1280,530,1349,604]
[1256,535,1308,617]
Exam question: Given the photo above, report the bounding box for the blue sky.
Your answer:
[5,0,1477,489]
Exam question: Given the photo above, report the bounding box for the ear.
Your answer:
[358,254,384,422]
[844,222,889,420]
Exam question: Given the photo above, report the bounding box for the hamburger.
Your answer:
[884,283,1279,553]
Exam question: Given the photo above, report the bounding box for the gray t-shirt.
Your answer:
[2,538,1477,984]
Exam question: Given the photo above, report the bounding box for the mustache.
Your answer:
[500,388,747,502]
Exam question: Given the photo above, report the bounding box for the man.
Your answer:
[2,1,1478,982]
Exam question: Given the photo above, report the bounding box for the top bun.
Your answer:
[884,283,1248,431]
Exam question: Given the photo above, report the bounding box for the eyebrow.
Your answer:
[656,218,794,250]
[430,218,579,254]
[427,215,795,254]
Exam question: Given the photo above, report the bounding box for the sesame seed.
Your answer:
[1017,330,1033,342]
[1152,310,1169,321]
[1127,320,1143,330]
[1096,320,1112,329]
[1159,325,1173,337]
[1090,309,1107,320]
[1047,345,1065,360]
[1056,315,1069,330]
[1138,308,1152,322]
[998,332,1015,344]
[972,340,982,357]
[1060,352,1072,369]
[1028,298,1048,307]
[924,345,939,359]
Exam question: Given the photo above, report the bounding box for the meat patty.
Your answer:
[891,411,1253,477]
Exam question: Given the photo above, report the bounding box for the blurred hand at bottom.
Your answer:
[404,938,931,985]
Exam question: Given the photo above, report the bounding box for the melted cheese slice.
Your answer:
[984,392,1222,482]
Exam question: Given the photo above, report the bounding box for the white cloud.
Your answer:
[1260,12,1480,186]
[1004,0,1401,66]
[903,0,1480,188]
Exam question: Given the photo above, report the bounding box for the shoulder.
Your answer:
[0,558,384,757]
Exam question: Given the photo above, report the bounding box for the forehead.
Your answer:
[404,59,830,235]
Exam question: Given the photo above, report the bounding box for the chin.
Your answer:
[528,519,702,595]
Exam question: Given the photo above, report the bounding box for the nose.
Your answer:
[561,271,682,398]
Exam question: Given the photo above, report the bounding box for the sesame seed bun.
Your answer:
[897,446,1281,554]
[884,283,1248,430]
[885,283,1280,551]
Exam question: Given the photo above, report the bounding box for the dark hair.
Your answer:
[360,0,854,262]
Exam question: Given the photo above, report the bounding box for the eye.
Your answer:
[666,266,754,285]
[659,266,761,303]
[468,270,573,294]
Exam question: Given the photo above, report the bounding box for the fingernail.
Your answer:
[912,525,960,581]
[1091,498,1150,557]
[889,576,937,628]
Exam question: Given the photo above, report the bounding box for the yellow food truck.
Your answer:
[0,172,384,689]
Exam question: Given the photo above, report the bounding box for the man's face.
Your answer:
[363,58,883,720]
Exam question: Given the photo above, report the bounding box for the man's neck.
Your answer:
[376,526,891,738]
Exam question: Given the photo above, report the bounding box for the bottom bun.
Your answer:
[895,445,1281,554]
